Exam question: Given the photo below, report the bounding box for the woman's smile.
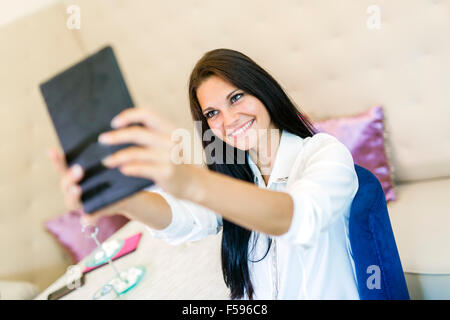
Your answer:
[196,75,275,151]
[227,118,255,138]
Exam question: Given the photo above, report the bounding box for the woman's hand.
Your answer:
[47,147,133,225]
[98,107,195,199]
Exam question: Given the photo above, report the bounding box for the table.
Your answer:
[35,221,230,300]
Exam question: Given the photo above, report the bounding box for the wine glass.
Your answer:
[81,222,145,300]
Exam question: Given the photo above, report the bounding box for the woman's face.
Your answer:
[196,75,276,151]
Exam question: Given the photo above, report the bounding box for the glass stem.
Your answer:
[90,233,126,282]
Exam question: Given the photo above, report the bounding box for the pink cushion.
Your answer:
[45,210,130,263]
[313,106,396,202]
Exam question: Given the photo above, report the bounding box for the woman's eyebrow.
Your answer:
[203,89,240,114]
[226,88,239,100]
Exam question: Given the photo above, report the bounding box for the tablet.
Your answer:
[40,46,154,213]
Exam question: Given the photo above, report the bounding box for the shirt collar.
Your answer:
[247,130,305,187]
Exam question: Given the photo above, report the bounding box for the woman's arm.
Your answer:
[182,165,294,236]
[119,167,292,237]
[118,165,292,237]
[122,189,222,245]
[121,190,172,230]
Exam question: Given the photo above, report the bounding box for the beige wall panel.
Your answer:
[0,2,85,289]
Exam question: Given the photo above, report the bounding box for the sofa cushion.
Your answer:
[0,280,40,300]
[45,210,129,263]
[404,273,450,300]
[388,177,450,274]
[314,106,395,201]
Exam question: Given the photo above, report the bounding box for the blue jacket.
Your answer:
[349,165,410,300]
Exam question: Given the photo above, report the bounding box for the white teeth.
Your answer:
[229,119,254,137]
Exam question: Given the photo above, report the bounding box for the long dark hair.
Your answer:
[188,48,316,299]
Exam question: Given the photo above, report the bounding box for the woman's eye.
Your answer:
[205,110,218,119]
[230,93,244,104]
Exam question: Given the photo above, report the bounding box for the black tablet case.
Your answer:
[40,46,154,213]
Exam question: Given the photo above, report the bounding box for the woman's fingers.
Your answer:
[119,162,169,183]
[80,197,130,226]
[81,210,108,226]
[62,181,82,210]
[59,164,84,212]
[47,147,84,211]
[61,164,84,193]
[102,146,169,168]
[47,147,67,174]
[80,212,98,226]
[64,190,82,211]
[111,107,176,134]
[99,125,173,149]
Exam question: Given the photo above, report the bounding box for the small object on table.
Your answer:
[92,266,146,299]
[83,232,142,273]
[81,223,145,300]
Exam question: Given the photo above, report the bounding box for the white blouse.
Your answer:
[145,130,360,300]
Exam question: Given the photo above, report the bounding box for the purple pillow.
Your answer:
[45,210,130,263]
[313,106,396,202]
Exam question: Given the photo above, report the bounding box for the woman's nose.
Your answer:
[222,109,240,127]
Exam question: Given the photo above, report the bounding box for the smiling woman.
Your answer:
[197,75,275,154]
[49,48,360,300]
[183,49,359,300]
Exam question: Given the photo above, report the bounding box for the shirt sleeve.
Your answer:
[143,184,223,245]
[275,133,359,248]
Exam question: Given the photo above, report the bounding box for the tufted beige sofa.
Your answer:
[1,0,449,299]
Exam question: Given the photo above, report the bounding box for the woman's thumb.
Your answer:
[80,212,98,227]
